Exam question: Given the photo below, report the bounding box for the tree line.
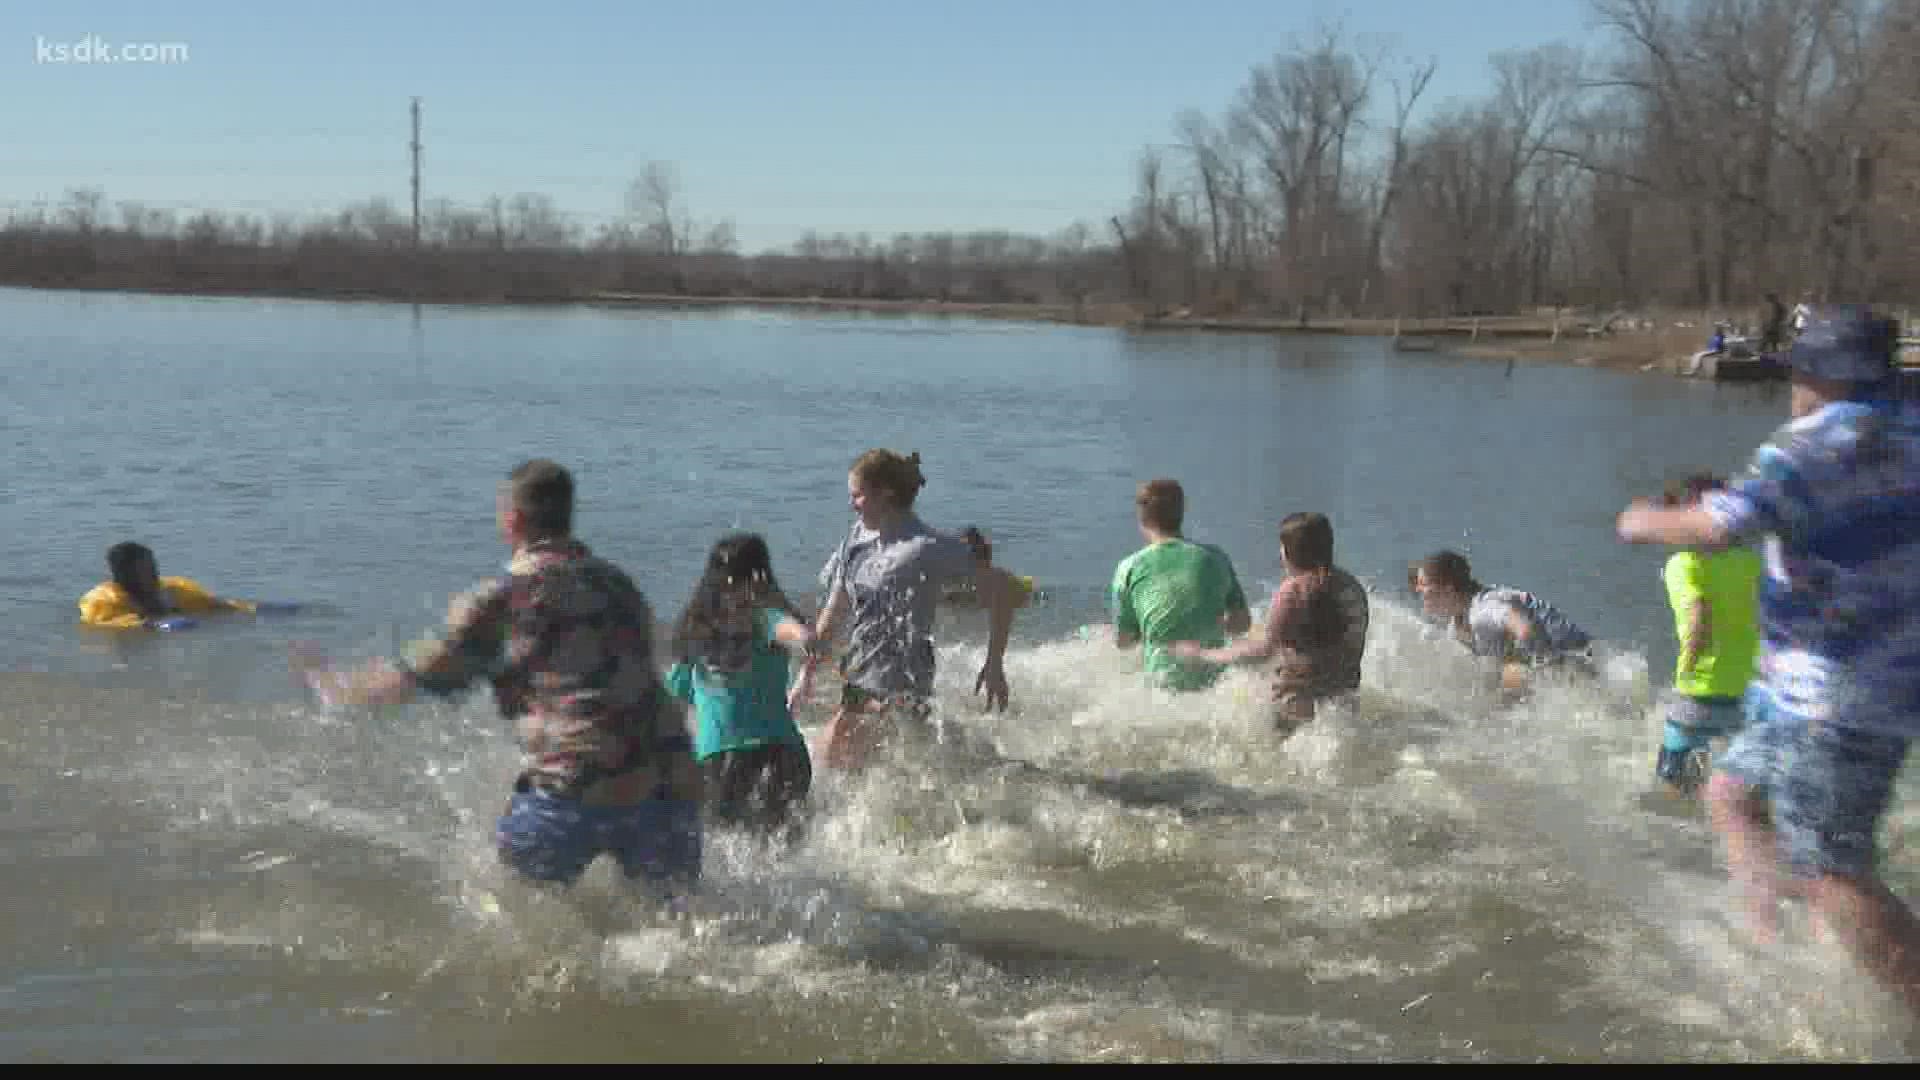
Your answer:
[3,0,1915,320]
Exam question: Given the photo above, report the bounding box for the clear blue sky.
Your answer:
[5,0,1606,254]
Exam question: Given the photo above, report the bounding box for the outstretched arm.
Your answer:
[292,586,501,708]
[1174,591,1286,667]
[1617,501,1731,548]
[292,648,420,708]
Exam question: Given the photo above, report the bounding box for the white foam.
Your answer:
[49,594,1911,1060]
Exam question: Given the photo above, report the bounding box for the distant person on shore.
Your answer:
[1650,473,1762,798]
[291,460,702,906]
[1408,550,1593,695]
[1686,322,1732,377]
[1617,305,1920,1021]
[1761,293,1789,353]
[78,541,295,630]
[665,532,822,844]
[1104,478,1252,692]
[1169,512,1369,733]
[804,449,1029,771]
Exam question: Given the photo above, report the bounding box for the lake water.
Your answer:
[0,286,1913,1061]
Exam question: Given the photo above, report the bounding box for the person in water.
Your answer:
[939,528,1037,607]
[1168,511,1369,733]
[291,459,702,903]
[1651,473,1762,798]
[78,542,272,629]
[805,449,1029,771]
[1408,549,1593,694]
[1107,478,1252,692]
[1617,305,1920,1021]
[665,532,823,843]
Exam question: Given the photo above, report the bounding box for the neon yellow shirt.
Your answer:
[1662,547,1761,699]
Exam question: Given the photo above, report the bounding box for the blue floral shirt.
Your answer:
[1702,398,1920,736]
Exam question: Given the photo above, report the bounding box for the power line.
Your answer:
[410,97,422,251]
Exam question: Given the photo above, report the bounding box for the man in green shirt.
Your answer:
[1107,478,1252,691]
[1654,473,1763,796]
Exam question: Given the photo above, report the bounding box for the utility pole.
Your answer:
[410,97,422,250]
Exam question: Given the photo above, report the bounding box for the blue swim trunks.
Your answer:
[495,785,702,898]
[1715,685,1912,880]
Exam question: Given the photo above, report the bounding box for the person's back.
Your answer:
[1269,564,1369,718]
[1110,537,1246,690]
[1467,585,1590,663]
[1664,545,1762,700]
[1728,397,1920,736]
[668,606,806,760]
[1654,516,1763,793]
[1286,566,1370,693]
[424,538,687,795]
[1762,295,1787,350]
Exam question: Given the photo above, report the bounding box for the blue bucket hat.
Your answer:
[1787,304,1899,383]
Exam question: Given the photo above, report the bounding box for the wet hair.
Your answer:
[507,459,573,536]
[1278,512,1334,571]
[1409,549,1478,597]
[1660,472,1726,507]
[1135,478,1185,533]
[851,449,927,510]
[670,532,809,669]
[106,541,166,618]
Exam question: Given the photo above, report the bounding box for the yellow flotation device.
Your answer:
[940,575,1038,606]
[78,576,255,629]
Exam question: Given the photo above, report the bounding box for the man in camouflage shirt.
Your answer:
[294,459,701,899]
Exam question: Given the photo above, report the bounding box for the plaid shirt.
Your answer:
[403,537,682,793]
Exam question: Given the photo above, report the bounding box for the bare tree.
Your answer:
[507,193,572,248]
[61,187,104,233]
[624,160,687,258]
[701,220,738,255]
[1362,55,1436,309]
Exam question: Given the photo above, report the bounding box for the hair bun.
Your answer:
[907,452,921,465]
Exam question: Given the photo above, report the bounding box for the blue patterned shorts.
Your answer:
[495,787,702,896]
[1715,686,1912,880]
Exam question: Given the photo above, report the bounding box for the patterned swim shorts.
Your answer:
[1715,685,1912,880]
[495,785,702,897]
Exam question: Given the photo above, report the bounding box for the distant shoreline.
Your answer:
[1,276,1705,377]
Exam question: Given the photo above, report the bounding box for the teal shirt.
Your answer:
[664,607,807,761]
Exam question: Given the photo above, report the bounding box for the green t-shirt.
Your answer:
[1108,538,1249,691]
[1663,546,1762,700]
[664,607,807,761]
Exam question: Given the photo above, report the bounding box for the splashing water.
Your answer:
[3,594,1915,1062]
